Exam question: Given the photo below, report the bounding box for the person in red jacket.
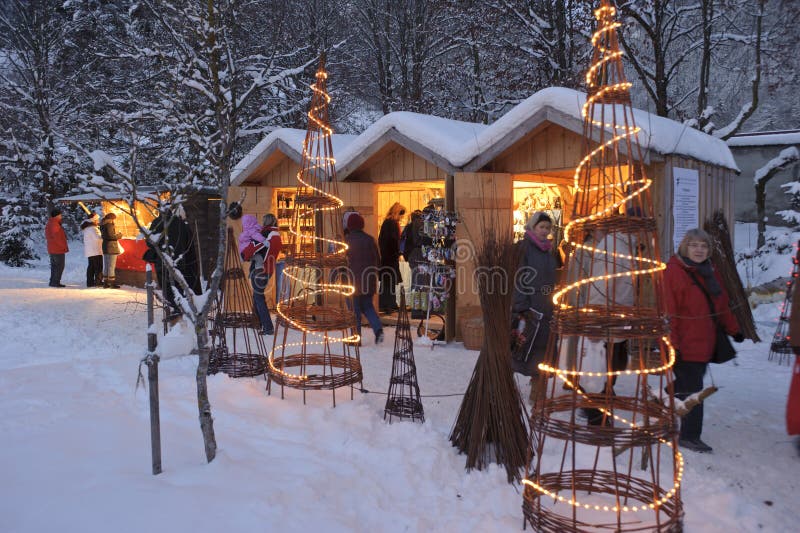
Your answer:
[44,208,69,287]
[787,241,800,455]
[664,228,743,453]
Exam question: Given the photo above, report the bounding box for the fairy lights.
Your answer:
[266,57,363,389]
[523,2,682,526]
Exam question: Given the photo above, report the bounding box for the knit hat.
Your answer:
[50,208,61,218]
[525,211,551,232]
[343,210,358,229]
[346,213,365,231]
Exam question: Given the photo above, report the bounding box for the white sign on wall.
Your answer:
[672,167,699,251]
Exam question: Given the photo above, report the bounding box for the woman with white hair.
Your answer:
[664,227,743,453]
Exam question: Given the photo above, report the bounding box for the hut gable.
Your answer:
[464,87,739,172]
[336,111,488,179]
[345,140,449,183]
[488,122,586,174]
[230,128,357,186]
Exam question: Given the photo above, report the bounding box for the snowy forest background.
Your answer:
[1,0,799,266]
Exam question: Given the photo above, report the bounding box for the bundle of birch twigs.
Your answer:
[705,210,760,341]
[449,224,529,482]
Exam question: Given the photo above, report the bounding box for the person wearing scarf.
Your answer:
[664,228,743,453]
[512,211,558,384]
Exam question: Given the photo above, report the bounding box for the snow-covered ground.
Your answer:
[1,246,798,533]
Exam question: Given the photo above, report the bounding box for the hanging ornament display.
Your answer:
[522,2,683,530]
[266,54,362,405]
[409,202,458,341]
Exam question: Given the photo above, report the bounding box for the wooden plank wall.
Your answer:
[339,182,377,236]
[453,172,513,338]
[661,156,736,258]
[357,144,448,183]
[491,124,585,173]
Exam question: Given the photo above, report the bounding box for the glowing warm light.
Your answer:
[524,2,681,517]
[267,62,359,378]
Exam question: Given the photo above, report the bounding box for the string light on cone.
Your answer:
[522,2,682,530]
[266,54,363,400]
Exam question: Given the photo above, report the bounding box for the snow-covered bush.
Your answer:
[0,199,39,267]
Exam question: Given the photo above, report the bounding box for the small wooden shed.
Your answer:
[57,187,222,287]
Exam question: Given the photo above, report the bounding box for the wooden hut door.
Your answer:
[453,172,513,324]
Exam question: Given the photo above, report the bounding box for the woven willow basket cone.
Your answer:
[522,3,683,531]
[266,54,362,405]
[208,227,269,378]
[384,289,424,423]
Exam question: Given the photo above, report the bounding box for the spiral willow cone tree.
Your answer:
[266,54,363,405]
[522,2,683,530]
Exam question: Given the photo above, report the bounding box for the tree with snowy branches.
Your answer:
[71,0,313,463]
[0,0,95,265]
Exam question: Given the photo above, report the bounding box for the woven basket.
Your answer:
[460,316,485,351]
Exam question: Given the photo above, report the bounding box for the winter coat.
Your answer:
[511,234,558,372]
[403,218,430,265]
[81,221,103,257]
[512,234,557,316]
[145,214,199,293]
[45,217,68,254]
[378,218,401,280]
[237,215,266,255]
[100,218,123,255]
[346,229,380,296]
[260,226,283,276]
[663,255,739,363]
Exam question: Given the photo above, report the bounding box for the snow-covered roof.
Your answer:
[463,87,739,172]
[727,130,800,148]
[230,129,358,186]
[56,188,160,203]
[232,87,739,185]
[335,112,489,177]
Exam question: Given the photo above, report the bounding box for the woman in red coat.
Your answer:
[664,228,742,453]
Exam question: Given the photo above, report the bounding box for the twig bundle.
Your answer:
[449,224,529,482]
[704,210,760,341]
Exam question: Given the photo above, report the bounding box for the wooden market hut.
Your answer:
[57,187,222,287]
[230,87,739,342]
[228,129,363,306]
[451,87,740,323]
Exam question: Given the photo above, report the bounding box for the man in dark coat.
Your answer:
[345,213,384,344]
[143,207,199,317]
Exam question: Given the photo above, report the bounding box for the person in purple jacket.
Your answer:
[238,214,274,335]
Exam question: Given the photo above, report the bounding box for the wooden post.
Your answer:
[146,265,162,475]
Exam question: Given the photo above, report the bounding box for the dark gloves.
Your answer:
[732,332,745,343]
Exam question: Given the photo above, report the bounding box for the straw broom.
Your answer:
[449,223,529,482]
